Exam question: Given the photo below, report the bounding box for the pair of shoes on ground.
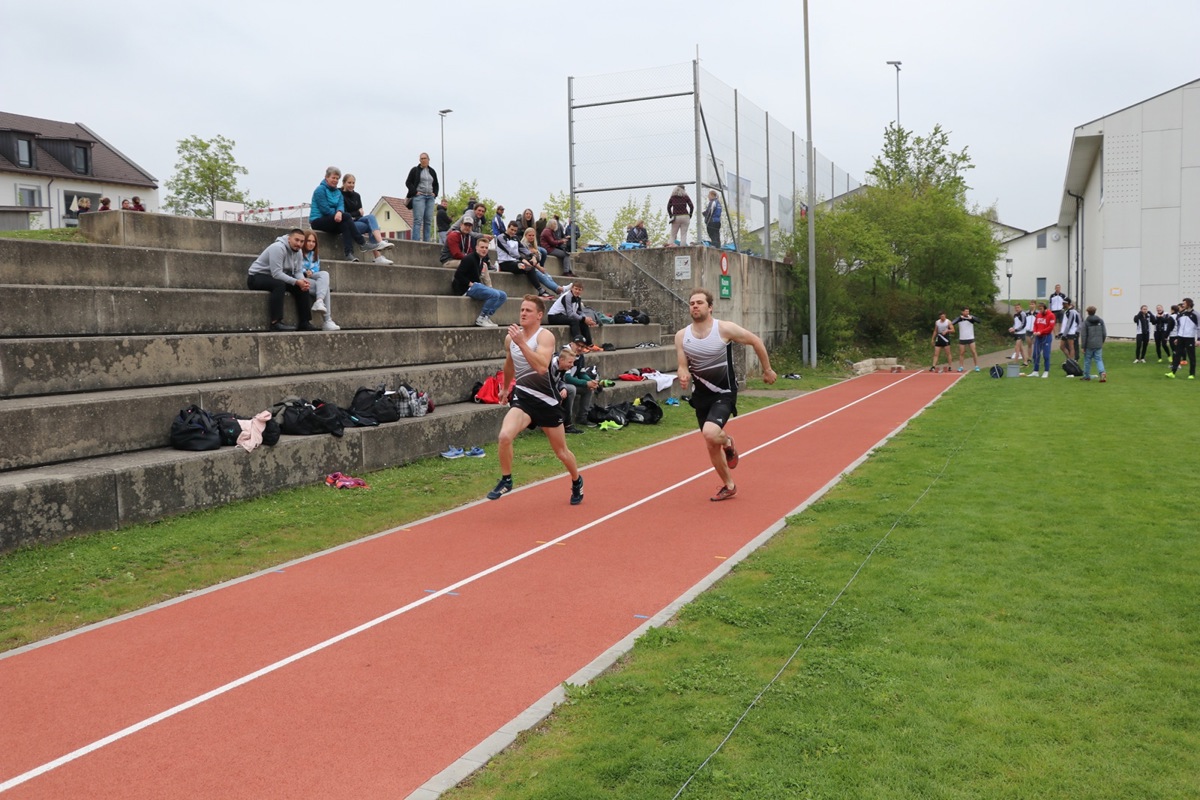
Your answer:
[325,471,369,489]
[475,315,497,327]
[442,446,486,459]
[597,419,623,431]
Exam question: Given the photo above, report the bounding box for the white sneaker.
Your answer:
[322,319,340,331]
[475,315,497,327]
[311,298,327,313]
[1041,371,1049,378]
[373,255,393,265]
[373,240,394,251]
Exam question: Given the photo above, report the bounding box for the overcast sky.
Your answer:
[6,1,1197,232]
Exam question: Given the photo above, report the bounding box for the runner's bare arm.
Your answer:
[718,321,777,384]
[499,338,515,401]
[675,328,690,391]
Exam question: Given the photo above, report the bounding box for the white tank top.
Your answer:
[682,319,733,394]
[511,326,557,406]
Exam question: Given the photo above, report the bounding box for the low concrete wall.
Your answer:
[575,246,795,378]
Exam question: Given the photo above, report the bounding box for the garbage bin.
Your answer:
[1006,363,1020,377]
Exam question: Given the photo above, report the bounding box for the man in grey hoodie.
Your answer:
[1079,305,1107,382]
[247,229,315,332]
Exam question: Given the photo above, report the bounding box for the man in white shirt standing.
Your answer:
[1058,300,1082,364]
[952,307,980,372]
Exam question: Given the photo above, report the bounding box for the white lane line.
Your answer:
[0,372,924,794]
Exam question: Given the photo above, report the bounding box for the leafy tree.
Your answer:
[541,191,602,245]
[605,194,668,247]
[163,135,268,218]
[782,124,1001,358]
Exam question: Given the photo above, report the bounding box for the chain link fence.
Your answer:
[568,61,861,258]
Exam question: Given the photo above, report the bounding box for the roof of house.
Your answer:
[374,196,414,228]
[0,111,158,188]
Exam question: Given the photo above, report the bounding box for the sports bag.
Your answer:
[169,405,222,451]
[272,397,344,437]
[350,385,401,424]
[1062,358,1083,377]
[211,411,243,446]
[635,393,663,423]
[474,370,507,404]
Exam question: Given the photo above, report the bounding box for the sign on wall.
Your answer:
[674,255,691,281]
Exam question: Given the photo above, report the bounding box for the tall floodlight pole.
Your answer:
[803,0,818,368]
[886,61,901,128]
[1006,259,1014,309]
[438,109,452,195]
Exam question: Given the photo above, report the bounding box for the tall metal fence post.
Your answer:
[764,110,771,260]
[804,0,818,368]
[692,60,703,248]
[734,89,741,250]
[567,76,577,252]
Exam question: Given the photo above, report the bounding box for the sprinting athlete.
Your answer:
[487,295,584,504]
[675,288,777,502]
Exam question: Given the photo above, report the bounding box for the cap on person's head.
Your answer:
[461,213,474,226]
[572,335,587,344]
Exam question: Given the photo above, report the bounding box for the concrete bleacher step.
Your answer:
[0,348,679,469]
[0,239,605,298]
[0,378,679,551]
[0,325,671,397]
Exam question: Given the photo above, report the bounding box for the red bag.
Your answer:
[473,370,508,404]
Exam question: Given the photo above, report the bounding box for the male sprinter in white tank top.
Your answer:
[487,294,584,504]
[675,288,777,501]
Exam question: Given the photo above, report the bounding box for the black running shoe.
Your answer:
[570,475,584,505]
[487,476,513,500]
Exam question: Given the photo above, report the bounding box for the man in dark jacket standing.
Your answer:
[1080,305,1108,382]
[405,153,439,243]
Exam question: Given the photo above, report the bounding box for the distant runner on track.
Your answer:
[675,287,777,501]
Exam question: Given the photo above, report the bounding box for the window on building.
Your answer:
[385,210,391,220]
[1036,232,1047,249]
[17,138,34,168]
[73,145,90,174]
[1036,277,1047,298]
[17,186,41,206]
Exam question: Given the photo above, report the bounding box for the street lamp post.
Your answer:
[1006,258,1014,309]
[438,109,452,195]
[886,61,901,128]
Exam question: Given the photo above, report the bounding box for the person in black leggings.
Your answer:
[1153,304,1173,362]
[1133,305,1153,363]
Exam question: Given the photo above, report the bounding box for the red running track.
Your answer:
[0,371,959,799]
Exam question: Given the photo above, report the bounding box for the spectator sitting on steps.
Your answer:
[440,214,478,269]
[247,229,317,332]
[540,219,575,277]
[547,282,597,348]
[452,236,507,328]
[497,220,561,297]
[301,231,340,331]
[309,166,376,262]
[340,174,394,264]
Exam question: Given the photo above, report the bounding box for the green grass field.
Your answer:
[445,341,1200,799]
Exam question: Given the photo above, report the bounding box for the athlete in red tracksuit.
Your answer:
[1032,303,1056,377]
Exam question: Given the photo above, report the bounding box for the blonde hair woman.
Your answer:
[666,185,694,246]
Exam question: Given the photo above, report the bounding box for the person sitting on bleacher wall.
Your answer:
[247,229,316,332]
[557,345,593,434]
[340,174,394,265]
[548,282,596,347]
[309,166,377,262]
[451,236,507,328]
[540,219,575,277]
[440,214,478,269]
[497,220,562,298]
[627,219,649,246]
[301,231,340,331]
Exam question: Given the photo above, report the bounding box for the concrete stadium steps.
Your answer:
[0,211,683,550]
[0,239,613,300]
[0,400,503,551]
[0,348,679,469]
[0,325,670,397]
[0,285,641,338]
[0,378,679,551]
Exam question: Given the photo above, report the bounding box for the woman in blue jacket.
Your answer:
[309,166,373,261]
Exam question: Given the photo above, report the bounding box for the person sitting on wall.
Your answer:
[340,173,394,264]
[130,196,146,212]
[309,166,375,262]
[547,282,596,347]
[452,236,507,328]
[246,229,316,332]
[496,220,562,297]
[627,219,649,246]
[440,214,478,269]
[99,197,112,212]
[540,219,575,277]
